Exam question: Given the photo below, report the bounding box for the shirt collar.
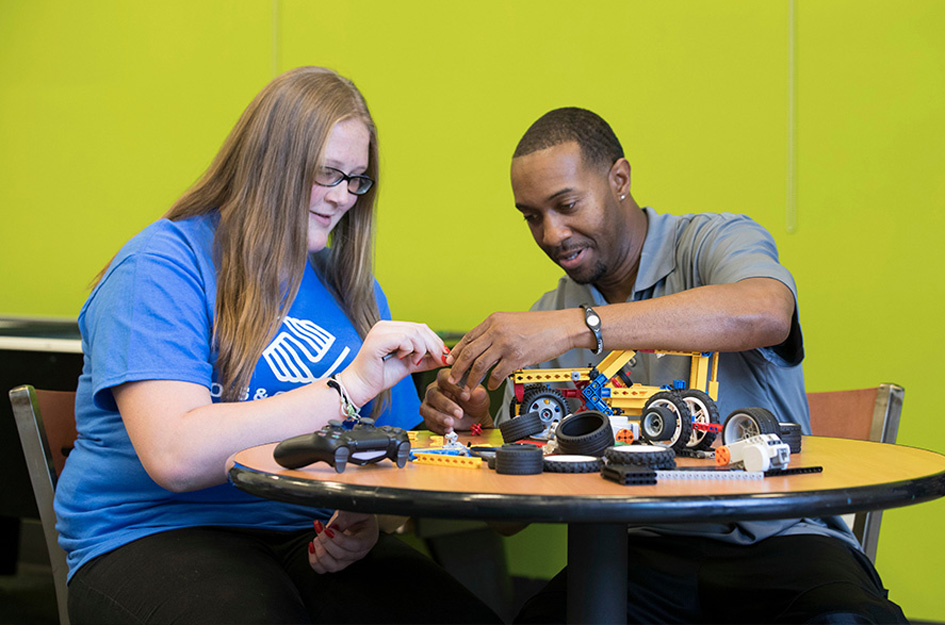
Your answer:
[633,206,678,298]
[573,206,679,305]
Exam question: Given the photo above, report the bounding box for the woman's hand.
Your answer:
[338,320,449,407]
[307,511,379,574]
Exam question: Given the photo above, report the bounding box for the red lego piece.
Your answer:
[470,423,483,436]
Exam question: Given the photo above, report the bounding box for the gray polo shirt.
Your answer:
[500,206,858,548]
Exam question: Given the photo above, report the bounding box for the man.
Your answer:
[421,108,905,623]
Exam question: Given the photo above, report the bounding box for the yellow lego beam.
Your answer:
[412,453,483,469]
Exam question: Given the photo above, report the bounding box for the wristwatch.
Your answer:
[579,303,603,355]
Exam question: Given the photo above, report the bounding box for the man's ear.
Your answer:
[610,158,631,198]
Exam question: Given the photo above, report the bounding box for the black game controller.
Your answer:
[273,418,411,473]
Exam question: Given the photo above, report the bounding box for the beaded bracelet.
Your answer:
[327,375,360,421]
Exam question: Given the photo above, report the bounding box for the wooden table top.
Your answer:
[228,430,945,524]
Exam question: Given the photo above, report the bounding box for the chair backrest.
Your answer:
[10,384,76,625]
[806,383,904,564]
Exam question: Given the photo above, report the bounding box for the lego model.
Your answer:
[508,349,722,452]
[715,433,790,472]
[273,418,411,473]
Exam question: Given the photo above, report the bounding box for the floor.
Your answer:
[0,520,57,625]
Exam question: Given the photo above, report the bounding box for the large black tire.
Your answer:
[495,443,544,475]
[603,445,676,469]
[499,410,545,443]
[640,392,693,452]
[679,389,720,450]
[520,385,569,428]
[555,410,615,457]
[721,407,780,444]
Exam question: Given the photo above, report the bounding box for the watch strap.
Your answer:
[579,303,603,355]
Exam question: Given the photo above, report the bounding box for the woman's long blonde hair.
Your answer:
[163,66,381,402]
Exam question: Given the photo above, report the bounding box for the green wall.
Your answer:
[2,0,943,619]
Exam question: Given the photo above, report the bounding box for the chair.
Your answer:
[806,383,904,564]
[10,384,77,625]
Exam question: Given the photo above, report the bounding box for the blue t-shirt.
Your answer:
[55,214,422,580]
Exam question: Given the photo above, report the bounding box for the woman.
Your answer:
[57,66,500,624]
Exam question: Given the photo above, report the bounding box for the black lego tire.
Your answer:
[721,407,780,444]
[508,395,520,420]
[778,422,802,453]
[499,410,545,442]
[543,455,602,473]
[495,443,544,475]
[640,392,693,452]
[639,404,676,441]
[520,385,569,428]
[678,389,720,450]
[603,445,676,469]
[555,410,615,457]
[507,384,543,419]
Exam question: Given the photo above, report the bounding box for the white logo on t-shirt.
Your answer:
[263,316,349,383]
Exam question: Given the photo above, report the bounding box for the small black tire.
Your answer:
[495,444,544,475]
[640,404,676,442]
[542,455,602,473]
[722,407,780,444]
[500,411,545,442]
[640,392,693,452]
[603,445,676,469]
[555,410,615,457]
[778,422,802,453]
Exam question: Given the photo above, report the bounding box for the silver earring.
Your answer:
[620,194,626,200]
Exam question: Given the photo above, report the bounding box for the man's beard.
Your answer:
[546,243,609,285]
[567,259,608,285]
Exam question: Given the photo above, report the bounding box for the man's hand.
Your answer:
[419,368,493,434]
[446,310,580,392]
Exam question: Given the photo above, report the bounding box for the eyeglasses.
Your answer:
[314,166,374,196]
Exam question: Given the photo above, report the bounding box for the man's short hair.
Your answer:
[513,107,624,171]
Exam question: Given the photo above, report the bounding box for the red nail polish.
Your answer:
[314,520,323,533]
[308,541,315,554]
[324,528,335,538]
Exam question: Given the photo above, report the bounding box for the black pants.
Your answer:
[516,534,908,624]
[68,526,503,625]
